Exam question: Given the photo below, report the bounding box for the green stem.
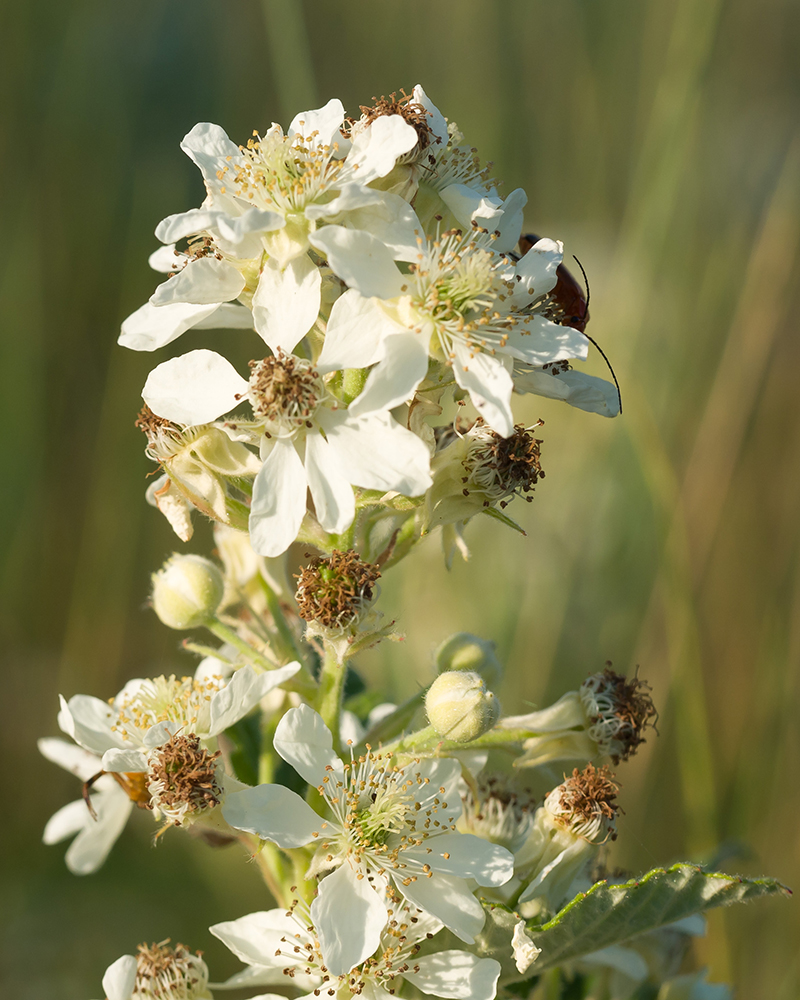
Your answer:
[206,617,317,700]
[316,642,347,752]
[387,725,535,756]
[356,688,427,751]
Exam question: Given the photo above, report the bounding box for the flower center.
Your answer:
[458,777,535,854]
[247,354,325,435]
[295,550,380,631]
[135,406,212,463]
[146,733,223,827]
[112,675,222,741]
[131,939,210,1000]
[462,421,544,507]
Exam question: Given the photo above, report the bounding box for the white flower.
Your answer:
[38,738,133,875]
[141,349,432,557]
[98,941,212,1000]
[210,901,501,999]
[317,231,588,436]
[120,100,422,354]
[222,704,514,974]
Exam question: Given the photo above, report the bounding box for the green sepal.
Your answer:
[480,505,527,535]
[224,712,261,787]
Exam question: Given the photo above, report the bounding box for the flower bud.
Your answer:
[426,670,500,742]
[151,554,224,630]
[434,632,503,686]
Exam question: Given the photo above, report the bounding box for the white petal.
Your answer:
[38,738,103,782]
[65,790,134,874]
[216,207,285,244]
[479,188,527,253]
[58,694,127,755]
[289,98,345,147]
[398,871,485,943]
[348,115,419,182]
[252,256,321,353]
[155,207,232,244]
[101,748,148,773]
[43,799,94,845]
[312,188,421,262]
[180,122,243,200]
[309,226,404,299]
[248,439,307,558]
[119,301,220,352]
[408,757,463,825]
[142,720,179,748]
[440,184,503,228]
[305,431,356,534]
[142,349,249,425]
[102,955,138,1000]
[208,661,301,736]
[148,244,186,272]
[413,85,449,146]
[320,410,432,495]
[150,257,245,307]
[311,863,387,975]
[195,302,256,330]
[222,784,321,848]
[348,332,429,417]
[273,704,343,786]
[502,314,589,365]
[404,832,514,887]
[210,908,313,969]
[515,368,620,417]
[513,238,563,302]
[452,346,514,437]
[405,953,501,1000]
[317,290,401,374]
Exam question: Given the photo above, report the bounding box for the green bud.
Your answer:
[151,554,224,630]
[434,632,503,687]
[425,670,501,742]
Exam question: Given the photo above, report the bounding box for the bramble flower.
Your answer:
[514,764,619,911]
[317,230,587,437]
[223,704,514,974]
[98,941,211,1000]
[210,901,501,999]
[141,349,432,557]
[501,667,658,768]
[137,406,260,541]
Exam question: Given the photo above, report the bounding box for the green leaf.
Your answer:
[527,863,790,972]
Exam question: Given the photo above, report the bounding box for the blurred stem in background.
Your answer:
[261,0,317,119]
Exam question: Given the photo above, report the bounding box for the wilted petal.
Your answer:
[208,662,301,736]
[102,955,138,1000]
[273,705,343,786]
[252,256,321,353]
[222,784,321,848]
[399,871,485,943]
[142,349,249,425]
[320,410,432,496]
[310,226,405,299]
[305,431,356,534]
[311,863,387,975]
[248,439,307,558]
[452,346,514,437]
[405,952,501,1000]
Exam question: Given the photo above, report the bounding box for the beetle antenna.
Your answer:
[82,770,104,821]
[572,255,622,415]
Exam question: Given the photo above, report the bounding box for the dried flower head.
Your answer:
[146,733,223,828]
[462,420,544,508]
[295,549,380,630]
[131,939,211,999]
[580,667,658,763]
[351,90,435,153]
[247,353,327,432]
[546,764,619,843]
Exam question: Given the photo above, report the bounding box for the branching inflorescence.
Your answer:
[38,86,783,1000]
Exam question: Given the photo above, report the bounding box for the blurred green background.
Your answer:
[2,0,799,996]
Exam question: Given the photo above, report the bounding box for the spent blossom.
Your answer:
[98,941,211,1000]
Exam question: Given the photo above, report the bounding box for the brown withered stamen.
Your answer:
[133,939,207,995]
[583,666,658,763]
[135,404,179,442]
[350,90,434,150]
[247,353,322,424]
[559,764,619,834]
[463,420,544,508]
[295,549,380,629]
[148,734,222,822]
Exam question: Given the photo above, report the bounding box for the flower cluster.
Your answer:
[36,87,761,1000]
